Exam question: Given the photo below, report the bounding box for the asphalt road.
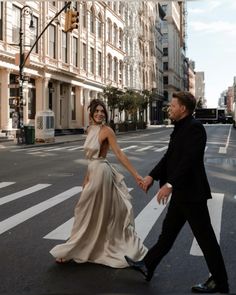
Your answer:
[0,125,235,295]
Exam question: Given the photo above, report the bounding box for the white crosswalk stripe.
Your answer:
[135,145,154,152]
[67,146,84,151]
[0,184,51,205]
[0,182,15,189]
[190,193,224,256]
[0,181,226,255]
[0,186,82,235]
[6,143,225,156]
[154,146,168,152]
[121,145,138,151]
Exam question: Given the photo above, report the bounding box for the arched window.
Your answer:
[90,7,96,34]
[119,61,123,84]
[107,18,112,43]
[113,57,118,82]
[82,3,87,28]
[107,54,112,80]
[90,7,95,34]
[119,28,123,50]
[113,24,118,46]
[97,13,103,39]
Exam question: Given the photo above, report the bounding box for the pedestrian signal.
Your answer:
[64,9,79,32]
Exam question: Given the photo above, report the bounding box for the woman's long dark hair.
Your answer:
[87,99,108,123]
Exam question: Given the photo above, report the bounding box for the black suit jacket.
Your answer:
[149,115,212,202]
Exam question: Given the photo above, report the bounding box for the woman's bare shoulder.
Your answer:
[100,125,115,137]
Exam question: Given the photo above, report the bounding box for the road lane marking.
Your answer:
[190,193,224,256]
[218,125,232,154]
[136,146,154,152]
[67,146,84,151]
[43,146,76,151]
[0,184,51,205]
[44,217,74,240]
[0,186,82,235]
[135,195,169,242]
[219,147,227,154]
[121,145,137,151]
[0,182,15,189]
[154,146,168,152]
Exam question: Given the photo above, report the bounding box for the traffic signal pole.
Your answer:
[22,1,72,69]
[17,1,72,144]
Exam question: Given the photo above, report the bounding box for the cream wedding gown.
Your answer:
[50,125,147,268]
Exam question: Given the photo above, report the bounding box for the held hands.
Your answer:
[135,175,153,193]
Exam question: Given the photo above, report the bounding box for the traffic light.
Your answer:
[64,9,79,32]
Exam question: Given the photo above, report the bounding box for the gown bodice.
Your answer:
[84,125,101,160]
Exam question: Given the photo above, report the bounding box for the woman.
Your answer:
[50,99,147,268]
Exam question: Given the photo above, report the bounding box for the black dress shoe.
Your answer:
[191,276,229,293]
[124,255,153,282]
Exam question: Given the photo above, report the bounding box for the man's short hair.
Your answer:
[173,91,196,115]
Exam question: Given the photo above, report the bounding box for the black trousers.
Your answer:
[144,198,228,288]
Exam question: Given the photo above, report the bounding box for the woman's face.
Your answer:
[92,105,106,124]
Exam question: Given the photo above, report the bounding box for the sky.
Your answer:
[187,0,236,107]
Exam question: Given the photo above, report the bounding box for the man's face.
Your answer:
[168,98,186,121]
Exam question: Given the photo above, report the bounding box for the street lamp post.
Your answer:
[17,5,34,142]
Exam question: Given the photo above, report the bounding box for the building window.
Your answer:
[62,31,67,63]
[98,14,102,39]
[108,54,112,80]
[90,8,95,34]
[82,4,87,28]
[163,62,168,71]
[30,16,38,53]
[82,43,86,70]
[163,47,168,56]
[90,47,94,74]
[113,57,118,82]
[98,51,102,76]
[107,18,112,43]
[12,5,20,43]
[49,25,56,59]
[119,61,123,84]
[119,28,123,50]
[72,36,78,67]
[0,2,3,40]
[71,87,76,120]
[163,76,168,84]
[113,24,118,46]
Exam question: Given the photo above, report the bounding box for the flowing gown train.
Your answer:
[50,125,147,268]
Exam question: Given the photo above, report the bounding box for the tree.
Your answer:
[102,85,123,119]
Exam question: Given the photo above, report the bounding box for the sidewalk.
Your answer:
[0,133,86,149]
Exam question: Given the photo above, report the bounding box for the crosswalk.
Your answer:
[0,181,227,256]
[1,142,228,157]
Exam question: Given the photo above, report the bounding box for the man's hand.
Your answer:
[156,183,172,204]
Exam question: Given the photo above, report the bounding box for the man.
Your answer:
[125,91,229,293]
